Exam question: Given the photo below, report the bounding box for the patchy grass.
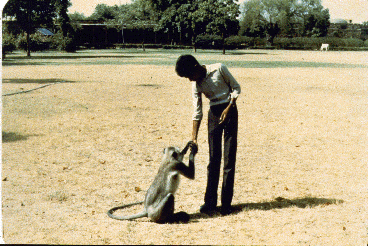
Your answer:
[48,191,69,203]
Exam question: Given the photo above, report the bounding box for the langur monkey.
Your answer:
[107,141,198,223]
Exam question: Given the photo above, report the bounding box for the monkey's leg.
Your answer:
[147,193,175,223]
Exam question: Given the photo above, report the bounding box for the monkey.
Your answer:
[107,141,198,223]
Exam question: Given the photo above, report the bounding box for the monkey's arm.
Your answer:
[176,144,197,179]
[180,141,191,156]
[180,140,197,156]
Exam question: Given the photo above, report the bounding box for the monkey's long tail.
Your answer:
[107,201,147,221]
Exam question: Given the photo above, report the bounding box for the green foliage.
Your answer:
[240,0,292,43]
[89,4,119,21]
[195,34,223,49]
[2,0,57,33]
[3,0,76,53]
[223,35,266,49]
[273,37,320,49]
[69,11,87,21]
[224,36,260,48]
[50,31,77,52]
[13,31,77,53]
[157,3,193,34]
[240,0,330,40]
[16,33,52,51]
[54,0,77,52]
[104,0,158,33]
[193,0,239,37]
[273,37,364,50]
[114,43,192,49]
[221,36,366,50]
[298,0,330,37]
[2,31,17,56]
[239,0,266,37]
[338,38,364,47]
[148,0,189,12]
[55,0,73,34]
[150,0,239,47]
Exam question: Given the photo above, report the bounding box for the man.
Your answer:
[175,54,241,215]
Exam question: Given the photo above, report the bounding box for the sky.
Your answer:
[1,0,367,23]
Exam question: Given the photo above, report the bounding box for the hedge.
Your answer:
[4,33,367,53]
[113,43,192,49]
[2,32,17,56]
[16,33,52,52]
[224,36,367,50]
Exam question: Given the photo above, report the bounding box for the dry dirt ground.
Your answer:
[1,49,368,245]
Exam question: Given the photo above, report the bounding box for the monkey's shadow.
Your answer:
[187,196,343,222]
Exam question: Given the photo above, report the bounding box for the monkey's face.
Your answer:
[163,147,183,162]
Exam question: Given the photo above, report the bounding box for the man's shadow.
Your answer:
[188,197,344,221]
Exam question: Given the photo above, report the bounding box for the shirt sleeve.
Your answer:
[219,64,241,99]
[192,82,203,121]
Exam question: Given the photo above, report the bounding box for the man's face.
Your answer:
[186,65,204,82]
[187,71,202,82]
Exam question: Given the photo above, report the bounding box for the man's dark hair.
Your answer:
[175,54,200,78]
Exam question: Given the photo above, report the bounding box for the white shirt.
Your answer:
[192,63,241,121]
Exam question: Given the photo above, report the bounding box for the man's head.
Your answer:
[175,54,205,82]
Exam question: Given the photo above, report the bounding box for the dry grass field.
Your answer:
[1,49,368,245]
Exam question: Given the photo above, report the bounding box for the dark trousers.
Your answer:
[205,102,238,208]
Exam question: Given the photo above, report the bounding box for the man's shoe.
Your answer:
[200,204,216,215]
[220,206,232,216]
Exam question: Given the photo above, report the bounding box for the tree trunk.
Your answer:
[192,35,197,53]
[142,29,145,51]
[26,0,31,57]
[222,33,225,55]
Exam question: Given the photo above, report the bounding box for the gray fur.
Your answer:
[107,141,197,223]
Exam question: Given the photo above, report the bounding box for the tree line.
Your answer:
[70,0,331,51]
[2,0,77,54]
[3,0,363,55]
[69,0,240,53]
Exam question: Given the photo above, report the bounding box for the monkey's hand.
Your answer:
[189,141,198,155]
[181,141,192,156]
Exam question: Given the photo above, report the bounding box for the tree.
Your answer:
[146,0,195,45]
[69,11,87,21]
[116,0,156,27]
[240,0,295,44]
[89,4,119,21]
[240,0,330,41]
[239,0,267,37]
[147,0,189,12]
[54,0,77,51]
[147,0,239,53]
[2,0,79,54]
[2,0,56,32]
[297,0,330,37]
[192,0,239,53]
[108,0,158,49]
[2,25,16,57]
[3,0,57,56]
[154,2,195,45]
